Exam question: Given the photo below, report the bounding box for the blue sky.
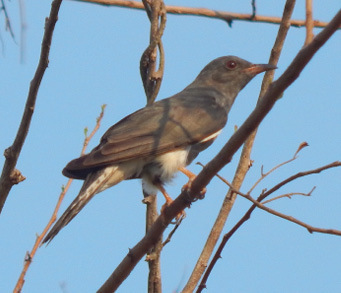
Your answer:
[1,1,341,292]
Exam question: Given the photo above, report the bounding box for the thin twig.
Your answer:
[0,0,16,40]
[248,142,308,194]
[261,186,315,204]
[234,184,341,236]
[162,214,185,247]
[199,161,341,291]
[13,106,106,293]
[97,9,341,293]
[305,0,314,45]
[75,0,337,29]
[0,0,63,214]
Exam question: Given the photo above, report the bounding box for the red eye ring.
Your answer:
[226,60,237,69]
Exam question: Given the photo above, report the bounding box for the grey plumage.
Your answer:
[43,56,275,244]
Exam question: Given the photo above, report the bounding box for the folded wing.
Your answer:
[64,90,227,179]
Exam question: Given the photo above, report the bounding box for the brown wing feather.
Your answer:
[64,90,227,179]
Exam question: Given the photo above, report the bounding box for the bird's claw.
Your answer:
[181,180,207,201]
[161,200,186,224]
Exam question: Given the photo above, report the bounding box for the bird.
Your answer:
[43,56,275,244]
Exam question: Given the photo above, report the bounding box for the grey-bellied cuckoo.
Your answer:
[43,56,275,244]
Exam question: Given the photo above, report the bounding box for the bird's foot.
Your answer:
[161,199,186,224]
[179,167,206,201]
[181,179,207,201]
[157,183,186,223]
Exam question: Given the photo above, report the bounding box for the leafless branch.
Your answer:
[74,0,338,29]
[13,106,106,293]
[305,0,314,45]
[0,0,16,40]
[261,186,315,204]
[248,142,308,194]
[97,9,341,293]
[0,0,63,214]
[185,1,297,291]
[142,192,163,293]
[162,214,184,247]
[235,184,341,236]
[198,161,341,292]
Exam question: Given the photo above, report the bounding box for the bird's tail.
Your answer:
[43,166,121,244]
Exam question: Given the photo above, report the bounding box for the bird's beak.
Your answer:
[244,63,277,75]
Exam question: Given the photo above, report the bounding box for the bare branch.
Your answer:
[199,161,341,292]
[0,0,63,214]
[305,0,314,45]
[97,9,341,293]
[0,0,16,40]
[235,185,341,236]
[75,0,338,29]
[162,214,184,247]
[143,192,163,293]
[261,186,315,204]
[13,106,106,293]
[187,1,297,291]
[248,141,308,194]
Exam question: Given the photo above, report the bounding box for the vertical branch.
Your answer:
[143,192,163,293]
[305,0,314,45]
[183,1,297,292]
[0,0,63,214]
[140,1,166,292]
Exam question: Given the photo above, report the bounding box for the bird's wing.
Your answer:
[64,91,227,178]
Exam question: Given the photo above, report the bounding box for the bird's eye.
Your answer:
[226,60,237,69]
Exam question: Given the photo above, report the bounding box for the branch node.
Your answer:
[225,18,233,27]
[10,169,26,184]
[145,252,157,261]
[4,147,13,159]
[127,248,135,261]
[24,251,32,263]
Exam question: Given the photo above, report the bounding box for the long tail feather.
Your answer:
[43,166,120,244]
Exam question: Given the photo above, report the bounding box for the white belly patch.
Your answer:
[141,147,190,195]
[155,148,189,180]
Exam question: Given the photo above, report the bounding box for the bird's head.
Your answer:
[189,56,276,108]
[196,55,276,89]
